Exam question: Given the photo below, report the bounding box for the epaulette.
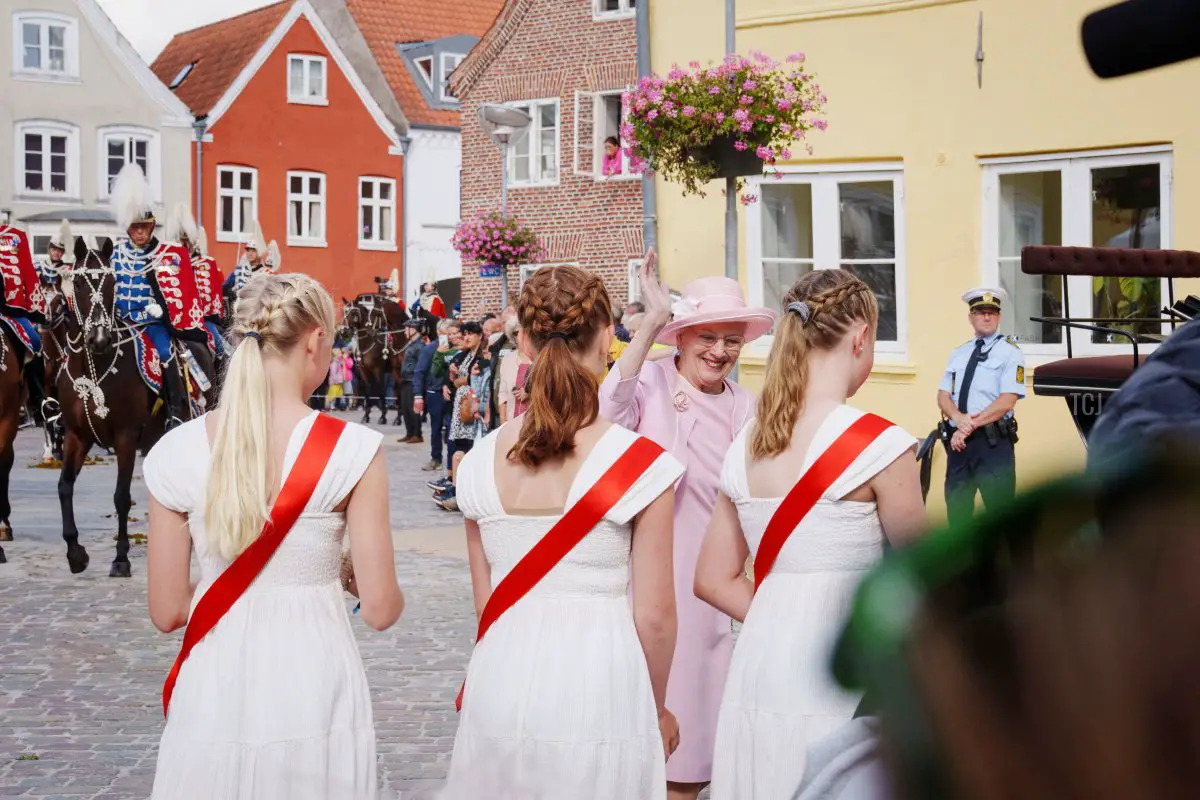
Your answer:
[1004,335,1021,348]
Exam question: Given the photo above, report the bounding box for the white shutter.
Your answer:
[573,90,596,177]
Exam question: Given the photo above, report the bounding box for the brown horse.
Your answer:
[54,237,208,577]
[0,321,25,564]
[340,293,408,425]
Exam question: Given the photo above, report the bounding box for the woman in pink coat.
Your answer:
[600,250,776,799]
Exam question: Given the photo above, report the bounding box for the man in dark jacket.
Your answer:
[1088,317,1200,468]
[398,319,426,444]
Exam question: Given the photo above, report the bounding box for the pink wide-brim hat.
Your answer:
[655,276,778,346]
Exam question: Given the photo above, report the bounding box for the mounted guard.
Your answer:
[41,219,71,287]
[0,220,48,367]
[412,279,446,325]
[166,205,226,357]
[110,163,207,429]
[222,221,268,299]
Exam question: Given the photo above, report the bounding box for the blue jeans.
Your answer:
[426,390,451,464]
[142,322,172,365]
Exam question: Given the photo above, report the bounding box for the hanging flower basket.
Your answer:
[452,210,543,268]
[623,51,828,201]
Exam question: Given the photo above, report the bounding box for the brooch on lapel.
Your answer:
[673,391,690,413]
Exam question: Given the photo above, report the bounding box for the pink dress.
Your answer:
[599,357,754,783]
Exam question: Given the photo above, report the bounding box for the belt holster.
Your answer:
[985,423,999,447]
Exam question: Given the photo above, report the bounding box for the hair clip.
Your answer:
[243,330,263,342]
[787,301,811,325]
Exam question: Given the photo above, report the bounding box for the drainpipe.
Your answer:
[192,117,207,225]
[399,134,412,301]
[636,0,656,257]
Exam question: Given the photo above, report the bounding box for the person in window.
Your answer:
[603,136,623,177]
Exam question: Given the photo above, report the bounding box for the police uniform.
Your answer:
[940,287,1026,527]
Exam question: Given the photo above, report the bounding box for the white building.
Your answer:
[1,0,193,254]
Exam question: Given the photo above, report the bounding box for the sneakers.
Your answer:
[427,476,452,492]
[437,495,459,512]
[421,460,443,472]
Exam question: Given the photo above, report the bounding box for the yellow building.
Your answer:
[648,0,1199,519]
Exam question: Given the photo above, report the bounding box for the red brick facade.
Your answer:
[456,0,642,316]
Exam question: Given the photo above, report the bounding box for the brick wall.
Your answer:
[458,0,642,317]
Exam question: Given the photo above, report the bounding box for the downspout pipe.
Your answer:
[636,0,656,257]
[192,117,207,226]
[399,134,412,301]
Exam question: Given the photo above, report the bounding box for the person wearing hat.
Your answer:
[599,248,776,798]
[222,222,268,297]
[398,317,427,444]
[41,219,71,286]
[937,287,1026,527]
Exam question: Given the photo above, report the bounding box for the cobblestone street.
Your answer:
[0,414,473,799]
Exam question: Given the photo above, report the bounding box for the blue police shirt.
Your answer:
[939,332,1026,423]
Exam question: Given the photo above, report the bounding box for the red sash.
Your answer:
[753,413,893,593]
[455,435,665,711]
[162,414,346,717]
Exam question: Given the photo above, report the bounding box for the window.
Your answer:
[287,171,326,246]
[596,92,635,180]
[595,0,637,18]
[982,146,1172,355]
[16,121,79,199]
[440,53,465,102]
[627,259,644,305]
[216,166,257,242]
[414,56,434,89]
[287,55,327,104]
[508,100,560,187]
[99,128,158,198]
[12,13,79,79]
[169,61,196,89]
[749,165,906,352]
[359,177,397,250]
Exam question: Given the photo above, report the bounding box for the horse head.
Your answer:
[65,236,117,353]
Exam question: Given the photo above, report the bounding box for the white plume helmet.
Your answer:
[165,203,199,245]
[49,218,73,251]
[388,267,400,290]
[241,220,266,256]
[195,226,209,257]
[110,162,156,231]
[266,240,282,271]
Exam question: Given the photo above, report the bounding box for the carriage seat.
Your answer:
[1032,355,1148,398]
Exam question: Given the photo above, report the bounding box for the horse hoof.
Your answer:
[109,560,131,579]
[0,546,6,564]
[0,522,11,542]
[67,545,89,574]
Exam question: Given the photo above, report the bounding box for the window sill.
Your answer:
[593,10,636,21]
[288,96,329,107]
[508,179,560,190]
[216,231,249,244]
[595,173,640,183]
[12,70,82,85]
[15,193,81,205]
[288,238,328,248]
[358,240,398,252]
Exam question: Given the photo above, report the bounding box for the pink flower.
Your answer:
[742,79,758,90]
[780,123,793,134]
[689,60,701,69]
[716,112,725,123]
[777,99,792,111]
[780,148,792,159]
[739,95,753,105]
[733,109,749,122]
[765,114,775,123]
[682,105,696,117]
[709,86,721,95]
[647,109,659,121]
[740,120,753,132]
[756,145,773,160]
[740,193,759,205]
[733,140,748,151]
[787,52,805,63]
[814,119,828,131]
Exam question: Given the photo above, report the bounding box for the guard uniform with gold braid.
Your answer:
[939,286,1025,528]
[0,224,47,362]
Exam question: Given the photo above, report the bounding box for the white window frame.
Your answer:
[746,163,908,358]
[440,53,465,102]
[12,12,80,81]
[413,56,434,90]
[287,54,328,106]
[286,170,327,247]
[507,98,561,189]
[519,262,579,287]
[97,126,161,201]
[215,165,258,244]
[14,120,80,201]
[594,90,637,182]
[594,0,637,20]
[627,259,643,305]
[358,176,397,251]
[980,145,1173,359]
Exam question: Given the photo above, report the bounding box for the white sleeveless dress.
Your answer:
[444,424,684,800]
[142,412,383,800]
[709,405,916,800]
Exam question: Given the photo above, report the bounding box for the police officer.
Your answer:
[937,287,1025,527]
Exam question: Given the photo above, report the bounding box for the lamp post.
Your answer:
[478,104,532,311]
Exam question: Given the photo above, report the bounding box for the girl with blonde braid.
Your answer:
[695,269,926,799]
[145,272,403,799]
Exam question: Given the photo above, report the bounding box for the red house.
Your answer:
[151,0,406,301]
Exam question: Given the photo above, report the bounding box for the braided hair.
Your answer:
[510,265,613,468]
[751,269,878,459]
[205,272,335,559]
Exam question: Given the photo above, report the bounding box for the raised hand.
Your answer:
[638,248,672,330]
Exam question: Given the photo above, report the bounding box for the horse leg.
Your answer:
[109,431,137,578]
[59,428,91,574]
[359,370,372,425]
[0,409,16,542]
[378,372,389,426]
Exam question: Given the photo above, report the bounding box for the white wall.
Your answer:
[404,126,461,302]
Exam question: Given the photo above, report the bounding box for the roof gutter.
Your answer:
[636,0,656,256]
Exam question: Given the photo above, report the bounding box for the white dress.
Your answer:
[709,405,916,800]
[444,424,684,800]
[143,411,384,800]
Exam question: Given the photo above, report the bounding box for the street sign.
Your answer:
[480,264,502,278]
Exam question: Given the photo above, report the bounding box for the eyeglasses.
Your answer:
[695,332,746,351]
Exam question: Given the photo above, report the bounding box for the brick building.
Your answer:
[151,0,406,302]
[452,0,643,315]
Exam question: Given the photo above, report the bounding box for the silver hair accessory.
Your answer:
[787,301,812,325]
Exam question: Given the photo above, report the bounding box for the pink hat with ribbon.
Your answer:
[656,276,778,346]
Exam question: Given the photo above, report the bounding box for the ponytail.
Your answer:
[204,336,272,559]
[510,335,600,468]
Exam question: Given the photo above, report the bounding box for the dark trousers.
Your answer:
[400,379,420,438]
[944,433,1016,528]
[426,391,451,464]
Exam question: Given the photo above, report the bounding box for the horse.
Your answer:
[53,237,207,577]
[340,292,409,426]
[0,316,27,564]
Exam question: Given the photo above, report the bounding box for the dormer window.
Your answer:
[414,56,434,90]
[12,12,80,80]
[170,61,196,89]
[287,54,327,105]
[440,53,465,102]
